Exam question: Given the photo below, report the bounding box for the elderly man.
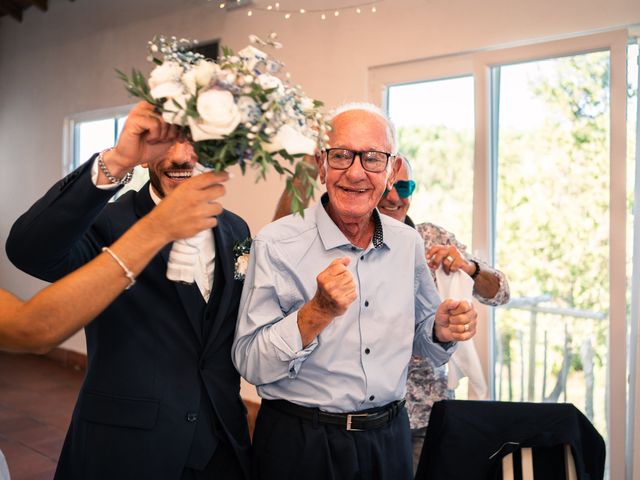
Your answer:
[232,103,477,479]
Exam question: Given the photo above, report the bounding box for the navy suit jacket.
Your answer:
[6,157,251,479]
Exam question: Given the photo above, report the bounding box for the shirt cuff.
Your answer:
[91,156,120,190]
[267,311,318,378]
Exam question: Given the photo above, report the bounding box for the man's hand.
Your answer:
[98,102,179,184]
[144,171,229,243]
[433,299,477,343]
[297,257,357,347]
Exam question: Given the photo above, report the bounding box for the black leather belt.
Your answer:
[263,399,406,431]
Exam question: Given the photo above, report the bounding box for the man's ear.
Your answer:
[316,152,327,185]
[387,155,401,187]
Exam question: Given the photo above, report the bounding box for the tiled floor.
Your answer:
[0,352,83,480]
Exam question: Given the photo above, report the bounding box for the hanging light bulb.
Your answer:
[275,2,280,8]
[267,4,272,9]
[284,12,291,19]
[321,13,326,20]
[334,10,339,16]
[247,9,253,16]
[356,8,361,13]
[299,8,306,13]
[372,6,377,12]
[219,2,225,8]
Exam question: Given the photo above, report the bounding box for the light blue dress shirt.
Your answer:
[232,198,454,413]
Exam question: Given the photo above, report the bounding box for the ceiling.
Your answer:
[0,0,73,22]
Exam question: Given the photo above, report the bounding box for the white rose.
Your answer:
[182,61,219,94]
[234,254,250,280]
[265,123,316,155]
[162,94,189,126]
[257,73,283,91]
[238,45,267,71]
[188,90,241,141]
[149,61,184,99]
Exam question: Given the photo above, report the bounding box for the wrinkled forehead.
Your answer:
[328,110,394,152]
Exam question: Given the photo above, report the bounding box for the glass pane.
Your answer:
[75,118,116,167]
[388,76,475,246]
[493,51,611,452]
[388,76,475,400]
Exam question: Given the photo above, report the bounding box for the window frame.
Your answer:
[370,29,630,478]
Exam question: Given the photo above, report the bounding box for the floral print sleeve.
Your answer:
[406,221,510,430]
[415,222,510,306]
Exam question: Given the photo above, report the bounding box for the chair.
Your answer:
[414,400,605,480]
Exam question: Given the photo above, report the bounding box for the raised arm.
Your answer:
[0,171,228,354]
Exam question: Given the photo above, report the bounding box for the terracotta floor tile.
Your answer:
[0,352,81,480]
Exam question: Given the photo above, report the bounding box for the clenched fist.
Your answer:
[297,257,357,347]
[433,299,477,343]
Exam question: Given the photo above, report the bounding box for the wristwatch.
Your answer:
[470,259,481,280]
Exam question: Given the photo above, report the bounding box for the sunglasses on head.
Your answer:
[383,180,416,199]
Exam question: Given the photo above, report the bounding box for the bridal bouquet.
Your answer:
[118,33,326,215]
[118,34,326,284]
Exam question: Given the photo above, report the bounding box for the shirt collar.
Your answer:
[149,185,162,206]
[316,193,385,250]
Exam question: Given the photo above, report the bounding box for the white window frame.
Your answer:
[370,29,630,479]
[62,104,134,174]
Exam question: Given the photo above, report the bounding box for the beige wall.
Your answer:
[1,0,639,353]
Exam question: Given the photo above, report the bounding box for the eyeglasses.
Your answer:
[383,180,416,199]
[325,148,393,173]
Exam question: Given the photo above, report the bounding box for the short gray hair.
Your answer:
[328,102,397,153]
[396,154,414,181]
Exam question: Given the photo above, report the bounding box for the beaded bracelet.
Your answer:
[102,247,136,289]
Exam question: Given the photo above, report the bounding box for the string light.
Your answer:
[215,1,383,19]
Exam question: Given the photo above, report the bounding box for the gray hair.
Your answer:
[396,154,414,181]
[328,102,397,154]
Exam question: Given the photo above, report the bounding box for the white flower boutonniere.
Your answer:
[233,237,252,280]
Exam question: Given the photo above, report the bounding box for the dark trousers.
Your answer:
[181,434,244,480]
[251,401,412,480]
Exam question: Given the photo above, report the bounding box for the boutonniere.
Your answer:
[233,237,252,280]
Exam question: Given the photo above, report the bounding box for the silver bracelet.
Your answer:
[102,247,136,289]
[98,148,133,185]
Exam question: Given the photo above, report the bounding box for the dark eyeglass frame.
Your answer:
[324,148,395,173]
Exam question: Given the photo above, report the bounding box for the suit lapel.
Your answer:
[204,217,235,352]
[138,183,205,345]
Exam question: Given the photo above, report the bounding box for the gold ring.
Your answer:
[464,323,470,332]
[446,255,454,264]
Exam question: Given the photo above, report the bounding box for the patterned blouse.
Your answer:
[406,220,510,430]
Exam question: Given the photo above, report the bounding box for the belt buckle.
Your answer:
[346,413,368,431]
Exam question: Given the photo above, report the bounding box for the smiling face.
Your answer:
[377,157,412,222]
[144,140,198,198]
[319,110,398,225]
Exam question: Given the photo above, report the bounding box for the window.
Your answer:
[374,30,634,478]
[65,105,149,196]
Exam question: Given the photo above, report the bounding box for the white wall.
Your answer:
[1,0,639,353]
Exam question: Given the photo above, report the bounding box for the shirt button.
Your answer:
[186,412,198,422]
[364,300,369,307]
[360,255,364,260]
[369,395,375,401]
[365,348,371,354]
[351,246,357,251]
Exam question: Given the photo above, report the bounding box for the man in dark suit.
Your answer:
[6,102,251,479]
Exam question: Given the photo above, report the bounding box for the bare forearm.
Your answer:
[0,215,171,354]
[297,300,335,347]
